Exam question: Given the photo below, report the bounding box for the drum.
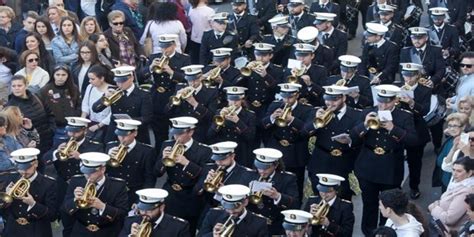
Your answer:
[424,95,447,127]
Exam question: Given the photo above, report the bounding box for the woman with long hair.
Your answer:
[79,16,102,42]
[0,115,20,171]
[188,0,215,63]
[1,106,39,149]
[38,65,80,147]
[14,50,50,93]
[89,33,116,70]
[51,16,80,66]
[140,2,187,54]
[72,41,99,97]
[34,17,55,52]
[21,32,55,73]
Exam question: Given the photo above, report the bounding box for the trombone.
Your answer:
[310,199,330,225]
[136,216,152,237]
[240,61,264,77]
[162,141,185,167]
[108,144,128,168]
[76,180,96,209]
[151,55,169,74]
[0,176,30,204]
[203,166,225,193]
[58,137,78,161]
[287,67,305,83]
[213,105,237,127]
[203,66,222,87]
[249,176,265,205]
[313,109,335,128]
[102,88,124,107]
[275,103,291,127]
[169,86,195,106]
[220,215,237,237]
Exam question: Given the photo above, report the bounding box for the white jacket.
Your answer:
[385,214,424,237]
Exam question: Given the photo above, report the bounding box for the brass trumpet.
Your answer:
[287,67,305,83]
[203,67,222,87]
[136,216,152,237]
[240,61,263,77]
[314,109,335,128]
[367,114,380,130]
[152,55,169,74]
[170,86,195,106]
[220,215,237,237]
[76,180,96,209]
[213,105,237,127]
[108,144,128,168]
[102,88,124,107]
[162,141,185,167]
[203,166,225,193]
[275,103,291,127]
[0,177,30,204]
[58,137,78,161]
[310,199,330,225]
[249,176,265,205]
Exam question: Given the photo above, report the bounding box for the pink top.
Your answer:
[188,5,215,44]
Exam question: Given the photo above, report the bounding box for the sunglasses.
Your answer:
[80,51,91,54]
[112,22,124,26]
[460,63,473,69]
[27,58,39,63]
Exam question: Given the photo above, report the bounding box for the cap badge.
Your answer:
[83,160,89,164]
[216,50,221,54]
[212,147,219,151]
[187,68,192,72]
[347,62,352,65]
[70,119,76,123]
[284,84,289,89]
[290,214,296,220]
[327,88,333,92]
[172,120,178,125]
[298,44,304,49]
[406,64,411,68]
[119,122,124,127]
[142,195,147,200]
[19,156,25,160]
[232,87,238,92]
[322,177,328,182]
[226,194,233,199]
[160,36,165,41]
[381,89,387,94]
[414,28,419,32]
[259,155,265,160]
[259,43,263,48]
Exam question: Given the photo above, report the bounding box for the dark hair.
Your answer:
[52,65,79,105]
[34,17,55,41]
[77,41,99,65]
[379,189,408,216]
[24,11,39,20]
[19,50,40,67]
[11,75,28,85]
[453,156,474,173]
[371,226,398,237]
[0,46,17,62]
[88,64,113,84]
[59,16,79,41]
[460,51,474,61]
[147,2,178,23]
[0,115,6,127]
[22,32,48,56]
[465,193,474,211]
[407,202,429,237]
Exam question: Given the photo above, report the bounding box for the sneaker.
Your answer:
[410,189,420,199]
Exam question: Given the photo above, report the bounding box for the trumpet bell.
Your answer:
[0,193,13,203]
[162,143,185,167]
[368,67,377,74]
[287,75,298,83]
[213,115,225,127]
[170,96,182,106]
[240,67,252,77]
[76,182,97,209]
[367,118,380,130]
[275,118,287,127]
[249,193,262,205]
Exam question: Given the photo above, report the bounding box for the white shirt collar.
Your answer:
[28,171,38,182]
[234,11,245,17]
[154,212,165,228]
[327,196,337,206]
[381,20,392,27]
[337,105,347,120]
[127,139,137,152]
[184,139,194,152]
[96,176,106,190]
[295,11,304,18]
[418,44,427,51]
[375,38,386,48]
[126,83,135,96]
[167,51,176,58]
[194,83,203,94]
[435,23,445,31]
[236,209,248,224]
[323,26,335,36]
[291,101,298,110]
[226,161,237,173]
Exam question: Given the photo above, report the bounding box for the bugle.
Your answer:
[203,67,222,87]
[203,166,225,193]
[0,177,30,204]
[240,61,263,77]
[136,216,152,237]
[75,180,96,209]
[151,55,169,74]
[108,144,128,167]
[310,199,330,225]
[213,105,237,127]
[162,141,185,167]
[102,88,124,107]
[275,103,291,127]
[170,87,195,106]
[220,215,237,237]
[58,137,78,161]
[287,67,305,83]
[314,109,335,128]
[249,176,265,205]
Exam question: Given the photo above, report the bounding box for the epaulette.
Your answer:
[207,86,217,89]
[402,46,411,49]
[205,162,216,166]
[263,34,272,37]
[341,199,352,203]
[44,175,56,181]
[283,171,296,176]
[243,167,255,172]
[172,216,187,223]
[107,141,119,144]
[89,140,102,145]
[229,31,236,36]
[432,44,442,48]
[250,211,267,220]
[245,108,255,113]
[211,206,224,210]
[198,142,210,147]
[71,174,85,178]
[400,108,413,114]
[273,64,282,68]
[322,44,331,49]
[109,177,126,182]
[353,108,363,112]
[138,142,153,148]
[182,53,190,57]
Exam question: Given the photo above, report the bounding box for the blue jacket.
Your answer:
[51,36,79,66]
[14,29,28,54]
[0,135,23,171]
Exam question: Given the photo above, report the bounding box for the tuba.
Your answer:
[152,55,169,74]
[162,141,185,167]
[220,215,237,237]
[76,180,96,209]
[203,166,225,193]
[136,216,152,237]
[314,109,335,128]
[213,105,237,127]
[0,177,30,204]
[249,176,265,205]
[170,87,195,106]
[275,103,291,127]
[203,67,222,87]
[310,199,330,225]
[58,137,79,161]
[287,67,305,83]
[240,61,263,77]
[108,144,128,167]
[102,88,124,107]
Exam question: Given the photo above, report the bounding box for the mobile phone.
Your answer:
[461,133,469,145]
[434,219,448,236]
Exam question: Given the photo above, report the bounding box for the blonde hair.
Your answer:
[1,106,23,135]
[79,16,102,42]
[0,6,15,20]
[458,96,474,108]
[107,10,125,23]
[446,112,469,127]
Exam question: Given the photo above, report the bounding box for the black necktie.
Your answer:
[294,16,300,23]
[236,15,241,22]
[418,49,423,55]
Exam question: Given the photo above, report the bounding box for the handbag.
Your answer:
[143,21,153,57]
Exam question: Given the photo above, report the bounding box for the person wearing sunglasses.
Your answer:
[14,50,49,94]
[446,51,474,112]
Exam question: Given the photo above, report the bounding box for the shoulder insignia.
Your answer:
[107,141,119,145]
[353,108,363,112]
[182,53,190,57]
[172,216,187,223]
[322,44,331,49]
[250,212,267,219]
[109,177,126,182]
[341,199,352,203]
[273,64,282,68]
[400,108,413,114]
[205,162,216,166]
[245,109,256,114]
[89,140,102,145]
[244,167,255,172]
[263,34,272,37]
[211,206,224,210]
[284,171,296,176]
[44,175,56,181]
[139,142,153,148]
[402,46,411,49]
[72,174,85,178]
[432,44,442,48]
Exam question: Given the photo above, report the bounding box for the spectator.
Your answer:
[442,129,474,181]
[50,0,80,24]
[38,65,80,147]
[1,105,39,148]
[457,96,474,126]
[447,52,474,111]
[20,0,48,17]
[89,33,116,70]
[0,6,22,49]
[0,115,20,171]
[104,10,144,66]
[433,113,470,192]
[187,0,214,63]
[13,11,38,54]
[78,16,102,42]
[21,32,55,73]
[81,64,112,143]
[51,16,80,66]
[456,193,474,236]
[379,189,425,237]
[0,47,18,105]
[429,156,474,232]
[34,17,55,52]
[370,226,398,237]
[72,41,100,97]
[111,0,144,39]
[14,50,50,93]
[46,6,67,36]
[140,2,187,54]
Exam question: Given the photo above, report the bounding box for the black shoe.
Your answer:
[410,189,420,199]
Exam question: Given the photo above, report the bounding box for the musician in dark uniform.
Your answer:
[396,63,432,200]
[228,0,261,60]
[377,4,407,47]
[146,34,191,148]
[428,0,466,34]
[207,86,256,167]
[155,116,212,235]
[326,55,373,109]
[304,85,361,200]
[350,84,417,235]
[338,0,371,40]
[262,15,296,67]
[359,23,400,84]
[366,0,385,24]
[262,83,314,201]
[294,26,335,71]
[62,152,128,237]
[247,148,299,235]
[280,209,313,237]
[92,65,153,144]
[314,12,348,74]
[199,184,269,237]
[310,0,341,27]
[288,0,316,37]
[428,7,460,65]
[200,12,239,65]
[105,119,156,207]
[202,48,240,92]
[304,174,355,237]
[0,148,57,237]
[164,65,219,142]
[119,188,191,237]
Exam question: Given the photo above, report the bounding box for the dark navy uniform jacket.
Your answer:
[326,74,373,109]
[359,39,400,84]
[400,45,446,88]
[200,30,239,65]
[119,214,191,237]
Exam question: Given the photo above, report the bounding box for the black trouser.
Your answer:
[430,120,445,152]
[406,144,426,191]
[359,178,399,236]
[286,166,305,204]
[188,40,201,64]
[339,0,371,35]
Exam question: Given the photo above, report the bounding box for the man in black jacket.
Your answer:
[228,0,261,60]
[262,15,296,67]
[287,0,315,36]
[280,209,313,237]
[200,12,239,65]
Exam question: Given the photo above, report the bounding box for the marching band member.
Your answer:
[262,83,314,201]
[203,48,240,90]
[376,4,406,47]
[0,148,57,237]
[281,209,313,237]
[359,22,400,84]
[428,0,466,34]
[326,55,373,109]
[397,63,432,199]
[200,12,239,65]
[207,86,256,167]
[304,174,354,237]
[427,7,460,66]
[199,184,269,236]
[155,116,212,235]
[310,0,341,27]
[304,85,361,200]
[105,119,156,207]
[146,34,191,148]
[287,0,316,37]
[228,0,261,59]
[350,84,417,235]
[262,15,296,67]
[119,188,191,237]
[295,26,334,71]
[92,66,153,144]
[62,152,128,237]
[247,148,299,235]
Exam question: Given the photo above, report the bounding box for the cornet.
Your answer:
[170,87,195,106]
[220,215,237,237]
[310,199,330,225]
[102,88,124,107]
[0,177,30,204]
[108,144,128,168]
[275,103,291,127]
[152,55,169,74]
[58,137,78,161]
[162,141,185,167]
[203,166,225,193]
[136,216,152,237]
[287,67,305,83]
[76,180,96,209]
[314,109,335,128]
[203,66,222,87]
[240,61,263,77]
[367,114,380,130]
[249,176,265,205]
[213,105,237,127]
